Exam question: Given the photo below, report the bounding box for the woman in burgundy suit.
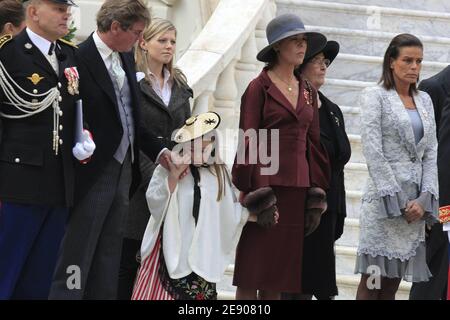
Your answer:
[232,14,330,300]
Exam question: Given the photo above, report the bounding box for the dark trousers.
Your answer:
[0,202,68,299]
[409,223,449,300]
[49,153,132,300]
[117,238,141,300]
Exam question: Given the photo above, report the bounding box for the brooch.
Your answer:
[304,80,314,106]
[64,67,79,95]
[331,111,340,127]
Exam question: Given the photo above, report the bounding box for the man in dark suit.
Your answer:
[49,0,171,300]
[0,0,93,299]
[409,67,450,300]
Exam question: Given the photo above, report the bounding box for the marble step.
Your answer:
[217,252,412,300]
[336,217,360,247]
[345,190,363,220]
[328,53,447,83]
[336,245,358,276]
[277,0,450,38]
[344,163,368,193]
[341,106,361,135]
[306,25,450,63]
[320,78,375,107]
[292,0,450,12]
[348,134,364,164]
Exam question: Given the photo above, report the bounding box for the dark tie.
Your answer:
[48,42,55,55]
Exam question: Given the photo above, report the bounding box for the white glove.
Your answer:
[72,130,95,162]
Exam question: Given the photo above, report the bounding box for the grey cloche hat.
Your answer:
[256,13,327,63]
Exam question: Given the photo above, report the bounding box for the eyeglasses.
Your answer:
[311,58,331,68]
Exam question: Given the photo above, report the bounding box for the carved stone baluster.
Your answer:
[192,89,213,116]
[212,60,239,165]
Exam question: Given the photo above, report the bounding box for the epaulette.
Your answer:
[0,34,13,49]
[58,38,78,48]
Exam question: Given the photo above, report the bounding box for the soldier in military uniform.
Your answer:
[0,0,94,299]
[438,96,450,300]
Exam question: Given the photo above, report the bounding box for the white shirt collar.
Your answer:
[148,67,171,86]
[26,28,55,56]
[93,31,114,64]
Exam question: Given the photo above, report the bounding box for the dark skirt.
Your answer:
[301,208,338,298]
[233,186,306,292]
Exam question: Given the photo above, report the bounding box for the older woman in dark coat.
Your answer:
[118,18,192,300]
[283,41,351,300]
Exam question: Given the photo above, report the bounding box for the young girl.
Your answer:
[131,112,278,300]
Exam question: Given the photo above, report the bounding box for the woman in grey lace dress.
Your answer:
[355,34,439,300]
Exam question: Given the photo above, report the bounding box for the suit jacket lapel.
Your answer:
[18,31,57,79]
[259,69,299,120]
[441,66,450,94]
[79,35,117,108]
[295,79,309,118]
[415,93,432,151]
[387,89,418,155]
[121,52,138,103]
[57,43,71,80]
[266,84,299,120]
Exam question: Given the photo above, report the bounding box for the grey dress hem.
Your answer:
[355,241,432,283]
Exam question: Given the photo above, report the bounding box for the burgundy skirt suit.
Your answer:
[232,68,330,292]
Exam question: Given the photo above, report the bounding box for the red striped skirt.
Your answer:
[131,232,217,300]
[131,234,173,300]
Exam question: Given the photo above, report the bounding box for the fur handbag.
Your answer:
[241,187,278,228]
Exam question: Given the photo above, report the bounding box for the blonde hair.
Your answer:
[210,164,229,201]
[135,17,187,88]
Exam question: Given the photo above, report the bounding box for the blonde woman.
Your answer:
[118,18,193,299]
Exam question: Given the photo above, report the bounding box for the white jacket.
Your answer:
[140,165,249,283]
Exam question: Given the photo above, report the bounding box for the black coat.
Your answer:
[301,91,351,297]
[419,66,450,133]
[0,30,78,207]
[409,67,450,299]
[73,35,164,202]
[125,79,192,240]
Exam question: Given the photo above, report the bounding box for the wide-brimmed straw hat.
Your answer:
[173,112,221,143]
[256,13,327,63]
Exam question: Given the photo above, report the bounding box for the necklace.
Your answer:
[272,71,298,92]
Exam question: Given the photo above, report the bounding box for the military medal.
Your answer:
[64,67,79,95]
